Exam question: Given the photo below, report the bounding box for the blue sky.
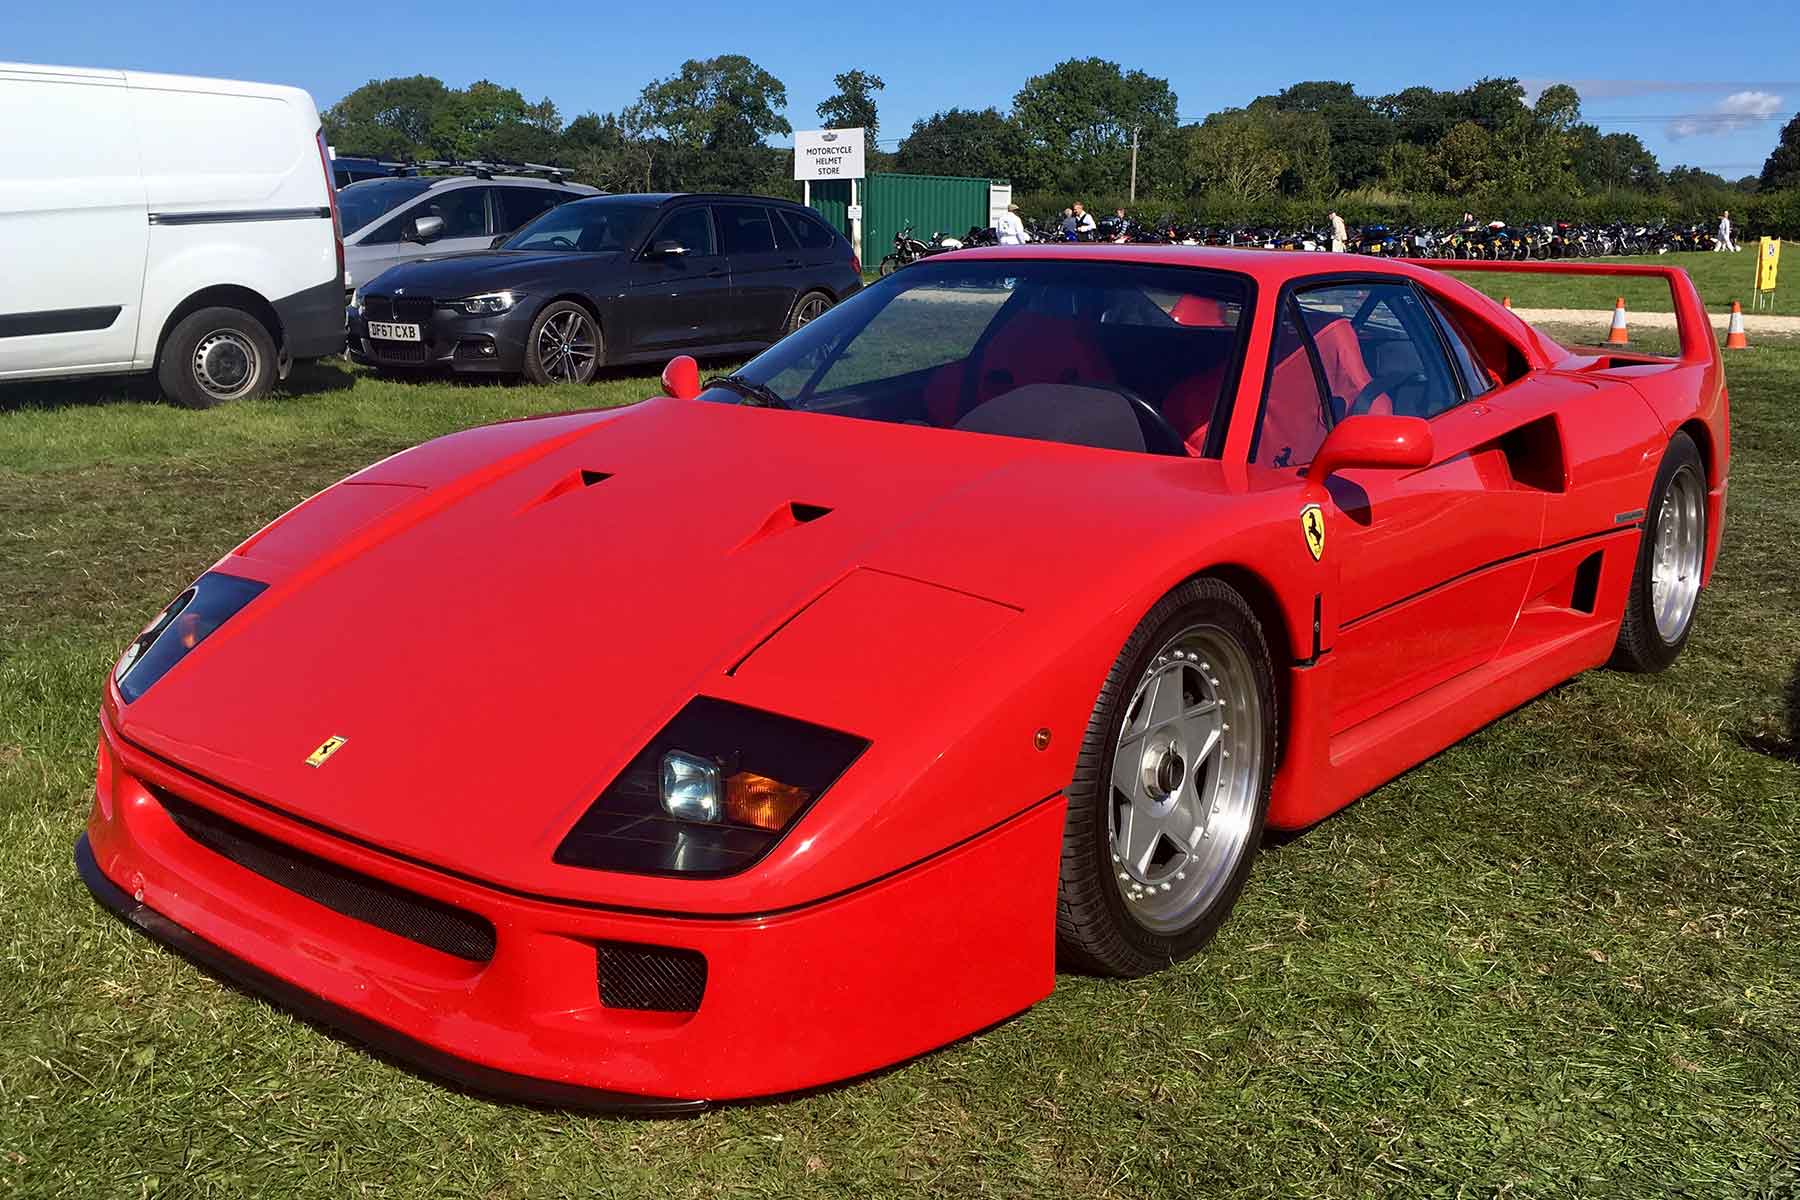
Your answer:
[9,1,1795,177]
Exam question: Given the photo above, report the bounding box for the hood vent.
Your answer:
[732,501,834,552]
[522,468,613,513]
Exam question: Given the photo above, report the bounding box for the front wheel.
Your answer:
[1057,577,1277,977]
[523,301,601,385]
[878,255,901,277]
[1611,432,1707,672]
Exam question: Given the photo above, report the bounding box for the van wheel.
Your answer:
[159,307,277,408]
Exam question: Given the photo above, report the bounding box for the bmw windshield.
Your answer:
[338,178,435,234]
[706,259,1252,457]
[502,197,658,252]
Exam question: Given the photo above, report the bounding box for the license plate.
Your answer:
[368,321,420,341]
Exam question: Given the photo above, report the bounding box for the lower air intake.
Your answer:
[153,786,497,963]
[597,941,707,1012]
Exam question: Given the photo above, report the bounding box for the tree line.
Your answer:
[321,59,1800,231]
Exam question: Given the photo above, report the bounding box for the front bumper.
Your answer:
[347,299,530,374]
[79,716,1062,1110]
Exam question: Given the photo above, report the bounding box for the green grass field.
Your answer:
[3,338,1798,1198]
[1443,250,1791,318]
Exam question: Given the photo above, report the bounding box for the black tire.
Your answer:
[878,255,901,278]
[785,290,834,335]
[1057,577,1278,977]
[523,301,601,385]
[157,306,277,408]
[1611,432,1707,673]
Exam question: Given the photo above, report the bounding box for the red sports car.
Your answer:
[78,247,1729,1111]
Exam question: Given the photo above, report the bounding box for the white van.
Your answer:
[0,63,344,407]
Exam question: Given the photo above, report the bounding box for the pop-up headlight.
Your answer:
[556,698,867,877]
[113,572,267,703]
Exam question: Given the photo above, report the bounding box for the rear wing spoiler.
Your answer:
[1400,259,1717,367]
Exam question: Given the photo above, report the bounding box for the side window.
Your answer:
[1252,301,1329,469]
[779,210,838,252]
[1294,283,1460,421]
[649,206,716,257]
[1423,295,1494,398]
[496,187,562,232]
[717,204,777,255]
[407,186,492,240]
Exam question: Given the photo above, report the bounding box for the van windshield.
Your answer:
[339,178,435,234]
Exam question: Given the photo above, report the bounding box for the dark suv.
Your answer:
[348,193,862,384]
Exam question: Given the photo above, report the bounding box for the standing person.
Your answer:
[994,202,1030,246]
[1329,210,1348,253]
[1073,201,1097,239]
[1716,210,1740,252]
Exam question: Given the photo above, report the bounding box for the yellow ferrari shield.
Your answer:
[1300,504,1325,561]
[305,735,347,768]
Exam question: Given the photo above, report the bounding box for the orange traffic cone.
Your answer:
[1607,297,1630,345]
[1725,300,1749,350]
[1502,295,1513,309]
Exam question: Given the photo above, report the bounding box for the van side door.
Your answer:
[0,68,147,376]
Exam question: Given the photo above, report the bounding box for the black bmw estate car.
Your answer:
[348,193,862,384]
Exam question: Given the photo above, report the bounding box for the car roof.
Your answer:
[599,192,816,209]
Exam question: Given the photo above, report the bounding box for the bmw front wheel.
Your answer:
[1057,577,1277,977]
[523,301,601,386]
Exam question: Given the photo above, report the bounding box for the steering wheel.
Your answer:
[542,235,576,250]
[1346,370,1426,417]
[1095,382,1191,456]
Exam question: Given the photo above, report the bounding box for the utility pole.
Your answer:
[1129,126,1140,203]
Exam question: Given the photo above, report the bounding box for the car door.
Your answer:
[716,203,798,342]
[408,185,496,262]
[624,204,731,353]
[1250,280,1547,732]
[494,186,565,240]
[0,70,147,375]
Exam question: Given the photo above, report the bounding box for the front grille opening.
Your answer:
[597,941,707,1012]
[370,340,428,363]
[152,786,497,963]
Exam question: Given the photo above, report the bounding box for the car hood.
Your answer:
[362,250,624,296]
[117,399,1256,896]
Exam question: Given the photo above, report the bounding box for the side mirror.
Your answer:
[489,234,507,249]
[650,238,690,258]
[661,355,701,401]
[1308,414,1434,481]
[408,214,445,243]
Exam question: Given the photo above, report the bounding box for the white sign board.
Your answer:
[794,128,866,181]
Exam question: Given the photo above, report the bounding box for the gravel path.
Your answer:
[1510,306,1800,334]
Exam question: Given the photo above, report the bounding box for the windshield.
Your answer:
[338,177,434,234]
[503,197,657,252]
[709,259,1252,457]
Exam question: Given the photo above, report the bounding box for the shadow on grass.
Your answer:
[1,357,357,415]
[1733,658,1800,763]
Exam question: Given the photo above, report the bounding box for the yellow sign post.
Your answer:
[1753,237,1781,309]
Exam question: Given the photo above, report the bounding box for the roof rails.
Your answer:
[398,158,573,184]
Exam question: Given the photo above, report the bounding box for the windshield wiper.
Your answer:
[704,374,790,410]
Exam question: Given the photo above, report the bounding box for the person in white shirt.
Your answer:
[994,202,1029,245]
[1073,201,1097,239]
[1329,210,1348,253]
[1716,210,1740,252]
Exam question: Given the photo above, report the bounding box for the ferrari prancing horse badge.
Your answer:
[1300,504,1325,561]
[305,736,347,768]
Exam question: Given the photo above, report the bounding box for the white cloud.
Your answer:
[1666,90,1785,139]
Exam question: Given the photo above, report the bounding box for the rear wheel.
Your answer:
[158,307,277,408]
[1057,578,1277,977]
[784,290,833,335]
[1611,432,1706,672]
[523,301,601,385]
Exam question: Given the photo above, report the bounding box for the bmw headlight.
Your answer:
[450,290,522,316]
[113,572,266,703]
[554,698,867,877]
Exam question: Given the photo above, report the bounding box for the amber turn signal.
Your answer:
[724,771,811,831]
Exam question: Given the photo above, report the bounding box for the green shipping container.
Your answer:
[809,173,993,269]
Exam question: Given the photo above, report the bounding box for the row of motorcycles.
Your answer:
[876,217,1720,272]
